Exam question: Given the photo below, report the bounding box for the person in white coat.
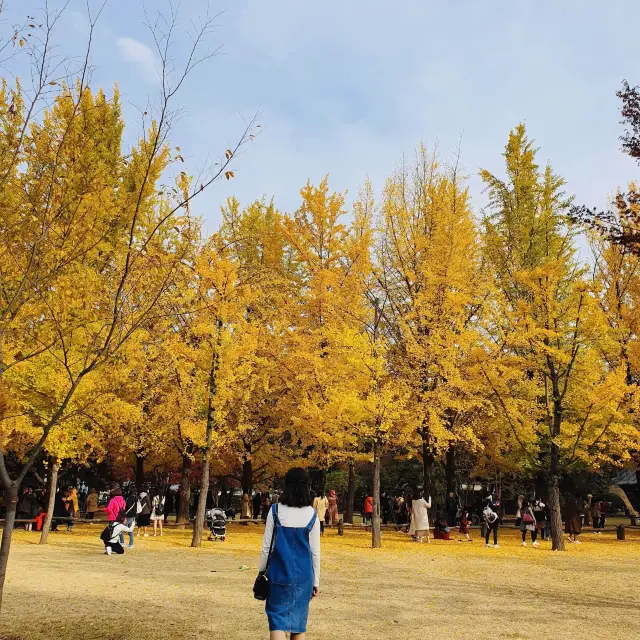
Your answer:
[409,491,432,543]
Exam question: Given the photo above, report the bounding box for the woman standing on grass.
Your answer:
[564,494,582,544]
[86,488,99,520]
[458,508,472,542]
[259,467,320,640]
[520,499,539,547]
[241,491,251,520]
[136,490,152,537]
[533,498,546,541]
[363,495,373,524]
[313,492,329,535]
[104,487,125,523]
[327,490,339,525]
[151,490,165,537]
[483,495,500,548]
[409,491,431,543]
[591,498,601,533]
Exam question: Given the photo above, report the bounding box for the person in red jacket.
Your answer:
[363,495,373,524]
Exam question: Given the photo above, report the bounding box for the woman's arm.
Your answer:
[425,496,432,508]
[310,517,321,588]
[258,509,275,573]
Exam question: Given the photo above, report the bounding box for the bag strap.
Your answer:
[263,504,278,573]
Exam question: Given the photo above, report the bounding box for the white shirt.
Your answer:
[259,504,320,587]
[108,523,134,543]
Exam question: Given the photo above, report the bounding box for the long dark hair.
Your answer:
[279,468,312,508]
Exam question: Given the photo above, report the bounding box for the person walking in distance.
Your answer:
[136,490,152,537]
[520,499,539,547]
[591,498,601,534]
[122,488,137,548]
[363,495,373,525]
[409,491,431,543]
[583,495,592,528]
[151,490,165,537]
[458,508,472,542]
[104,487,126,523]
[533,498,546,541]
[313,492,329,536]
[258,468,320,640]
[85,488,99,521]
[483,495,500,548]
[327,490,339,526]
[253,491,262,521]
[241,491,251,523]
[564,494,582,544]
[446,492,458,527]
[599,499,609,530]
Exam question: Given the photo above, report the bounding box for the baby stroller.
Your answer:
[206,507,227,541]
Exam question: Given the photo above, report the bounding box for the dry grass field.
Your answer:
[1,522,639,640]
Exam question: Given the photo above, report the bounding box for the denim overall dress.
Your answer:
[266,504,317,633]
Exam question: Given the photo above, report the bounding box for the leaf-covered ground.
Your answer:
[1,521,639,639]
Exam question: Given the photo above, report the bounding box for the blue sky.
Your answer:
[4,0,639,232]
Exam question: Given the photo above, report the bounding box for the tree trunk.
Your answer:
[548,442,565,551]
[607,484,639,519]
[241,457,253,495]
[39,458,60,545]
[371,440,382,548]
[191,323,220,548]
[318,469,327,496]
[445,444,456,494]
[135,455,145,494]
[0,485,18,611]
[421,430,435,498]
[190,449,209,547]
[177,454,191,527]
[345,460,356,524]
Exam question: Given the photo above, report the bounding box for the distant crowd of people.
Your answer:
[355,489,615,548]
[11,478,618,557]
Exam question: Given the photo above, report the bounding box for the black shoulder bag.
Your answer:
[253,505,277,601]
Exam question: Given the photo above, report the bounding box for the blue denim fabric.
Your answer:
[265,504,316,634]
[120,517,135,546]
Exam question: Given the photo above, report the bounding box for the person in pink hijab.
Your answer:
[327,489,339,526]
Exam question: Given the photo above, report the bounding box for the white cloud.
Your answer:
[116,37,158,84]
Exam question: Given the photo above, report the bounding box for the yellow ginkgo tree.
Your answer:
[0,8,254,606]
[480,125,638,550]
[377,147,488,497]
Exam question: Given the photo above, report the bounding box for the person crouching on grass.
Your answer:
[102,510,135,556]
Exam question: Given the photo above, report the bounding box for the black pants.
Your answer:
[599,515,606,529]
[522,529,537,542]
[105,542,125,554]
[320,521,325,535]
[485,521,499,545]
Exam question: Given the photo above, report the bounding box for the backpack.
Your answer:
[483,505,498,524]
[100,523,116,543]
[154,498,164,516]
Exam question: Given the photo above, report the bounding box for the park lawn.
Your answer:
[1,523,639,640]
